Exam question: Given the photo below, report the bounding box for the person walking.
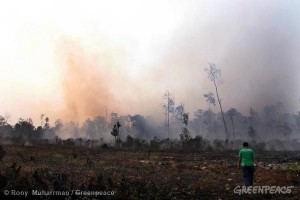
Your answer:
[238,142,258,187]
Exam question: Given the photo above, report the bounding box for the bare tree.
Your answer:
[227,108,237,141]
[203,92,216,132]
[162,91,175,142]
[204,63,229,141]
[40,114,44,127]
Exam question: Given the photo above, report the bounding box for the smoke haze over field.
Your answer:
[0,0,299,125]
[56,38,122,122]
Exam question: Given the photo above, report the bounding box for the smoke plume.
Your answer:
[55,38,124,123]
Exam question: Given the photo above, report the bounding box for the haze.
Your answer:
[0,0,299,125]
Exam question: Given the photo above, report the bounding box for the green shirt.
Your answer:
[239,147,255,166]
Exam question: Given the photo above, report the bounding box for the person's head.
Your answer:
[243,142,249,147]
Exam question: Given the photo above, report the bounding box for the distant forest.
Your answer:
[0,100,299,151]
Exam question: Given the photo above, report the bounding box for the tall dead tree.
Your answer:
[227,108,237,141]
[205,63,229,141]
[203,92,216,132]
[40,114,44,127]
[163,91,175,143]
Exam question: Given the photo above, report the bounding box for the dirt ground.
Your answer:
[0,145,299,199]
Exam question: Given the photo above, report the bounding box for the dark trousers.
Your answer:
[242,166,255,187]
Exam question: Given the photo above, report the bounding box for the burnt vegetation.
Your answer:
[0,100,299,152]
[0,101,300,199]
[0,65,300,199]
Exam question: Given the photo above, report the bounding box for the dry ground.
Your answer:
[0,145,299,199]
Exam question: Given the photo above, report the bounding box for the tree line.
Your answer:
[0,64,299,150]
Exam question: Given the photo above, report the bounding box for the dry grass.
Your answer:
[0,145,299,199]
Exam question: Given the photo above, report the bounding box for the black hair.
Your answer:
[243,142,249,147]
